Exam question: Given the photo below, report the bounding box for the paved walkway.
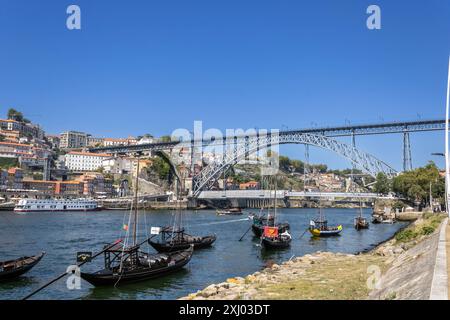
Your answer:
[430,218,449,300]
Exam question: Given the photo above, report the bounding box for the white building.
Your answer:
[65,151,111,172]
[101,157,133,174]
[103,137,137,147]
[60,131,88,149]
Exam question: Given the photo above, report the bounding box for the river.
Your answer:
[0,208,407,300]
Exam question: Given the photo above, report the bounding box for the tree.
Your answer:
[160,135,171,143]
[7,108,30,123]
[373,173,391,194]
[392,161,444,204]
[149,157,170,180]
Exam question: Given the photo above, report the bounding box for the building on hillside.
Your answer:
[0,141,32,158]
[46,135,61,149]
[65,151,111,172]
[101,157,133,174]
[0,129,20,143]
[87,135,104,147]
[0,169,8,190]
[132,158,153,177]
[103,137,138,147]
[22,180,84,197]
[7,168,23,189]
[0,119,45,140]
[239,181,260,190]
[78,173,114,197]
[60,131,88,149]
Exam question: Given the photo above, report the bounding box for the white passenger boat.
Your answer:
[14,199,99,213]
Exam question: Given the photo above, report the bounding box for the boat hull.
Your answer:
[309,225,343,237]
[80,248,193,286]
[0,252,45,281]
[149,235,216,253]
[261,237,291,249]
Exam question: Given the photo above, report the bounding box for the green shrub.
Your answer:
[395,229,417,242]
[421,226,435,235]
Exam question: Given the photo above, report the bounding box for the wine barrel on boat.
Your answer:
[0,252,45,281]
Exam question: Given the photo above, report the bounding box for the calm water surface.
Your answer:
[0,208,407,300]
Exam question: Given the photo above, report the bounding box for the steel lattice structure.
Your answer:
[89,119,445,154]
[191,133,398,197]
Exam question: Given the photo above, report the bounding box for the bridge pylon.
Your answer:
[403,130,413,171]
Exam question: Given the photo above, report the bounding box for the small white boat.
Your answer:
[14,199,99,213]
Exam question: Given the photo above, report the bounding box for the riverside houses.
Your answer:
[65,151,111,172]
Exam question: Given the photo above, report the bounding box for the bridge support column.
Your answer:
[403,130,413,171]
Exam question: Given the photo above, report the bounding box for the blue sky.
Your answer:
[0,0,449,171]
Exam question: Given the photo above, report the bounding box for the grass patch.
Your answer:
[394,213,445,243]
[253,255,387,300]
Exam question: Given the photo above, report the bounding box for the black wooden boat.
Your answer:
[80,242,193,286]
[354,202,369,230]
[149,227,216,253]
[252,220,290,237]
[0,252,45,281]
[251,214,289,237]
[261,230,292,249]
[354,216,369,230]
[79,155,194,287]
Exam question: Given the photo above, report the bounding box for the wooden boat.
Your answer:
[79,155,193,287]
[0,252,45,281]
[216,208,243,215]
[80,243,193,286]
[259,176,291,249]
[261,228,292,249]
[354,204,369,230]
[354,216,369,230]
[252,219,289,237]
[309,208,343,237]
[149,227,216,252]
[372,214,395,224]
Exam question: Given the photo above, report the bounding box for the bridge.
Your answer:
[198,190,388,200]
[89,119,445,153]
[88,118,445,198]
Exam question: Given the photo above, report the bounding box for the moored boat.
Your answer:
[0,252,45,281]
[14,198,99,213]
[354,216,369,230]
[149,226,216,252]
[80,243,193,286]
[261,227,292,249]
[79,155,193,287]
[258,176,292,250]
[309,209,343,237]
[216,208,243,215]
[354,203,369,230]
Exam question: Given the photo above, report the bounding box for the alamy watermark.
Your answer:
[171,121,280,176]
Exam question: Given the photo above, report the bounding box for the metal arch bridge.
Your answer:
[88,118,445,154]
[191,132,398,198]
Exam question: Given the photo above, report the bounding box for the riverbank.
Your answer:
[180,213,446,300]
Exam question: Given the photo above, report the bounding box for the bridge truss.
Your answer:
[191,132,398,197]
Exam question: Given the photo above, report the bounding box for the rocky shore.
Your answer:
[180,213,446,300]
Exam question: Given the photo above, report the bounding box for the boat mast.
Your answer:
[274,175,277,224]
[133,153,141,246]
